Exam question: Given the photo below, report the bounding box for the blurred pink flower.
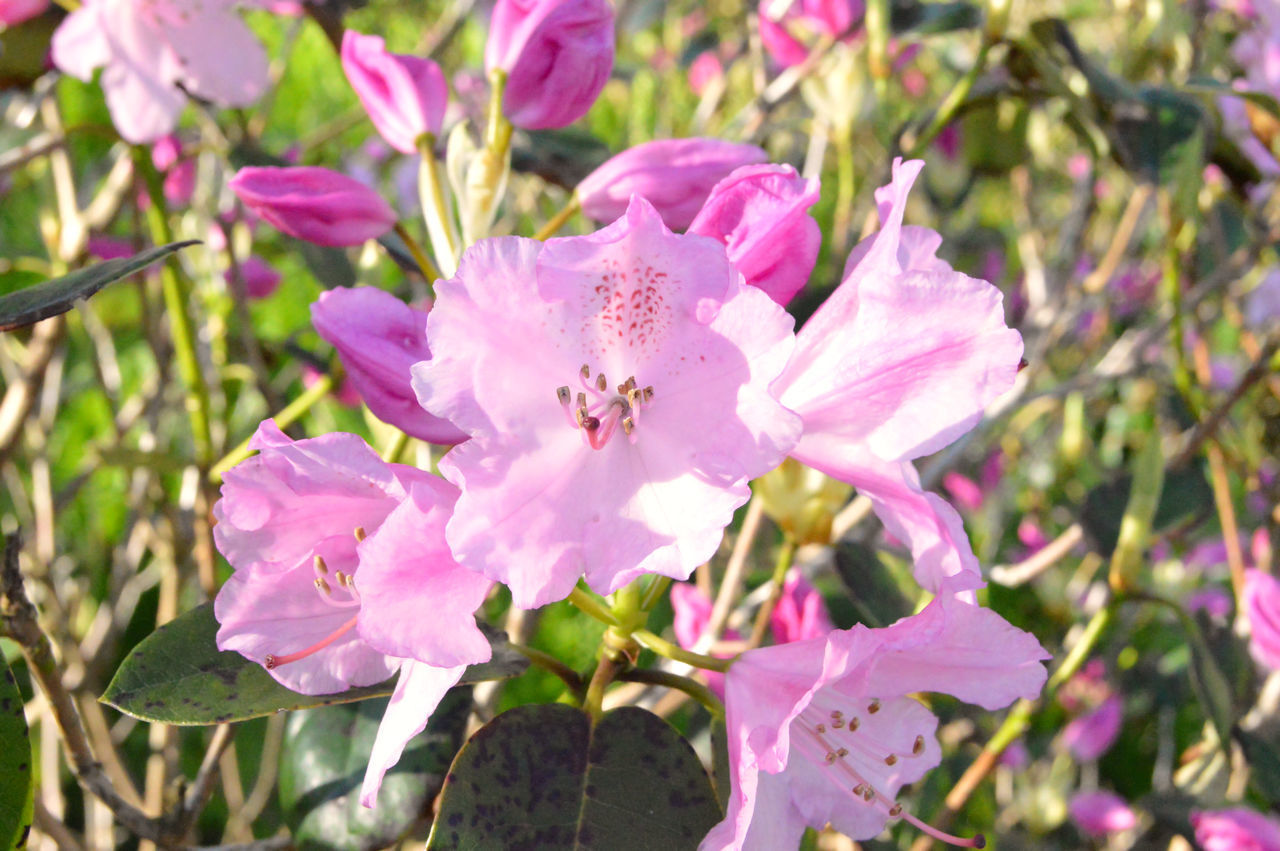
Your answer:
[770,570,833,644]
[942,472,984,513]
[935,123,961,161]
[341,30,448,154]
[303,365,362,408]
[0,0,49,25]
[229,166,397,247]
[51,0,269,143]
[237,256,281,299]
[1063,693,1122,761]
[1245,568,1280,670]
[1070,791,1137,837]
[486,0,615,129]
[311,287,466,444]
[687,163,821,306]
[412,198,800,608]
[87,236,136,261]
[774,159,1023,595]
[702,596,1048,849]
[688,50,724,96]
[1191,807,1280,851]
[1187,587,1233,619]
[999,738,1029,769]
[576,138,768,231]
[1017,517,1049,553]
[1247,268,1280,330]
[757,0,864,68]
[670,582,739,698]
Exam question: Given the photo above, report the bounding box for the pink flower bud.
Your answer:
[688,164,820,306]
[311,287,466,445]
[1063,693,1122,761]
[577,138,768,231]
[341,30,448,154]
[486,0,615,129]
[0,0,50,26]
[228,166,397,247]
[238,256,282,299]
[1069,791,1137,837]
[769,570,833,644]
[1245,568,1280,670]
[1191,808,1280,851]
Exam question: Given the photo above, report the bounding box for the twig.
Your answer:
[175,725,236,837]
[989,523,1085,587]
[701,497,765,649]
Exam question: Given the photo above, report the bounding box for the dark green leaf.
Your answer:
[1180,610,1236,748]
[1235,728,1280,805]
[1185,77,1280,121]
[102,603,527,725]
[0,241,199,332]
[0,658,33,850]
[427,704,722,850]
[298,241,358,289]
[832,541,914,627]
[279,690,470,851]
[1111,88,1207,190]
[891,1,982,35]
[1080,464,1213,555]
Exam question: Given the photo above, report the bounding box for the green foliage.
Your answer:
[0,659,33,851]
[102,603,527,725]
[427,704,721,850]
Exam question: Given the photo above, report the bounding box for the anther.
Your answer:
[885,754,898,766]
[852,784,866,797]
[815,724,826,733]
[824,752,837,764]
[580,364,591,379]
[622,417,635,436]
[831,711,843,721]
[836,747,849,757]
[353,526,366,542]
[557,386,572,404]
[832,718,844,729]
[314,577,332,595]
[889,804,903,817]
[644,385,654,400]
[313,555,328,575]
[913,735,925,755]
[862,786,875,802]
[596,373,608,392]
[868,699,881,714]
[849,716,860,731]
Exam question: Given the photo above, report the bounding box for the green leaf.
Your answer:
[0,658,33,850]
[102,603,527,725]
[427,704,722,850]
[891,1,982,35]
[279,690,470,851]
[1180,610,1236,749]
[0,241,199,332]
[1235,728,1280,806]
[1080,463,1213,556]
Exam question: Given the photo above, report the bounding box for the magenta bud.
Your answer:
[311,287,467,445]
[341,30,448,154]
[238,256,282,300]
[0,0,50,26]
[1069,791,1137,837]
[228,166,397,247]
[688,163,820,305]
[486,0,615,129]
[577,138,768,231]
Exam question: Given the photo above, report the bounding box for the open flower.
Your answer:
[702,596,1049,849]
[774,158,1023,594]
[51,0,269,143]
[412,197,801,607]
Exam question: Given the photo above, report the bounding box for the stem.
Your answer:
[533,196,582,241]
[567,586,621,626]
[209,373,334,481]
[380,429,409,464]
[705,496,765,646]
[583,653,623,721]
[633,629,733,673]
[416,135,460,276]
[391,221,441,284]
[640,576,672,613]
[509,643,585,696]
[902,40,992,158]
[617,669,724,718]
[134,148,213,467]
[485,69,514,154]
[748,536,796,647]
[831,130,856,255]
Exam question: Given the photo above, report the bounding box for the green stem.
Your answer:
[903,40,992,158]
[134,149,213,467]
[583,653,622,721]
[633,629,733,673]
[1047,602,1117,692]
[509,643,585,696]
[533,196,581,241]
[391,221,441,284]
[416,135,460,276]
[380,430,409,463]
[567,586,621,626]
[485,69,514,154]
[617,669,724,718]
[832,130,856,255]
[640,576,672,613]
[209,373,334,481]
[748,536,797,647]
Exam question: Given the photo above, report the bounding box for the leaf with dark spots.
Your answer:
[102,602,528,725]
[427,704,721,850]
[0,241,199,332]
[0,658,33,850]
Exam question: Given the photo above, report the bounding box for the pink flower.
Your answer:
[87,236,135,261]
[0,0,49,26]
[687,164,821,306]
[773,159,1023,595]
[670,582,739,698]
[1191,807,1280,851]
[942,472,984,513]
[758,0,864,68]
[1062,693,1122,761]
[51,0,269,143]
[770,570,833,644]
[1069,791,1137,837]
[486,0,615,129]
[341,30,448,154]
[229,166,397,247]
[688,50,724,96]
[576,138,768,231]
[303,365,362,408]
[1187,587,1234,619]
[701,596,1049,849]
[150,134,196,207]
[412,198,801,607]
[1247,268,1280,330]
[1245,568,1280,669]
[235,256,282,299]
[311,287,466,445]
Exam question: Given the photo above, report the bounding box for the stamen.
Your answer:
[836,748,849,757]
[596,373,608,392]
[353,526,366,542]
[885,754,898,766]
[868,699,881,714]
[824,752,837,764]
[849,716,860,731]
[313,555,328,575]
[644,385,654,400]
[264,615,358,669]
[815,724,826,733]
[852,784,866,797]
[557,386,572,404]
[622,416,635,436]
[889,804,903,817]
[913,735,925,755]
[314,577,332,595]
[894,807,986,848]
[832,717,844,729]
[580,364,591,380]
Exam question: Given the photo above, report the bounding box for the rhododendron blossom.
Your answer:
[51,0,270,143]
[774,158,1023,594]
[413,197,801,607]
[702,597,1049,849]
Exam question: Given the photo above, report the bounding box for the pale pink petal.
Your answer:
[355,481,492,668]
[359,660,465,808]
[159,0,268,106]
[50,6,112,80]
